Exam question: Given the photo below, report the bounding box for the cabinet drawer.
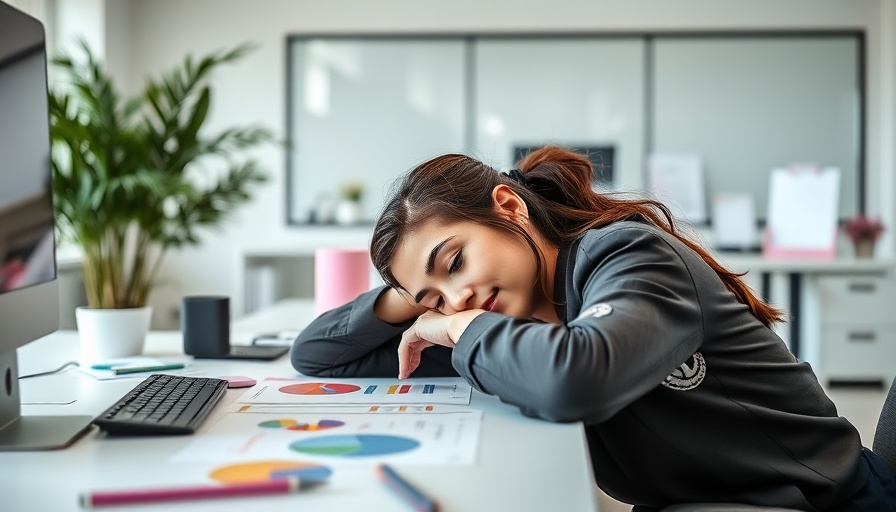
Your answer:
[821,326,896,378]
[816,276,896,324]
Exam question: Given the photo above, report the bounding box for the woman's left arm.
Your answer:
[292,286,456,378]
[450,226,705,424]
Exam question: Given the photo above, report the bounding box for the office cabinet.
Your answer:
[816,275,896,385]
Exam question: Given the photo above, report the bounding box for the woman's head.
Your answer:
[370,154,557,319]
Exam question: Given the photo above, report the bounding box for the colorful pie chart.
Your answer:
[288,419,345,431]
[258,419,298,429]
[257,418,345,431]
[209,460,332,484]
[289,434,420,457]
[279,382,361,395]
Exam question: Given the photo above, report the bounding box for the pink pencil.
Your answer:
[79,477,324,508]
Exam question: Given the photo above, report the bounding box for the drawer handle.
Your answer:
[848,331,876,342]
[848,283,876,293]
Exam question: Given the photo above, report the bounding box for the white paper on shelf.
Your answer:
[648,153,707,223]
[712,193,757,249]
[766,166,840,250]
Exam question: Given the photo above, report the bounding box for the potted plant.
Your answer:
[49,41,272,359]
[842,213,885,259]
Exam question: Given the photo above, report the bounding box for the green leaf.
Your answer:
[49,40,275,308]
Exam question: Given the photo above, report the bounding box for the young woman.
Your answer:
[292,147,896,511]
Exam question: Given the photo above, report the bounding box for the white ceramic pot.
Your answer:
[75,306,152,362]
[334,200,363,225]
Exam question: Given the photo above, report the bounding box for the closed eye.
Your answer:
[431,250,464,310]
[448,250,463,274]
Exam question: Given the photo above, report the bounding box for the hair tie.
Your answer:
[505,168,569,205]
[504,169,531,189]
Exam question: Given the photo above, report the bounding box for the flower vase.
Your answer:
[853,238,876,259]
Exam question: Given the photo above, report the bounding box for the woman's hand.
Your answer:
[397,309,485,379]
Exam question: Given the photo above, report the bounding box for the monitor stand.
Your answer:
[0,350,93,451]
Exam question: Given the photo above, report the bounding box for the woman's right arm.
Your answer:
[290,286,457,378]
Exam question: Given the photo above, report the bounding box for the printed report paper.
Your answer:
[172,409,483,466]
[237,377,472,406]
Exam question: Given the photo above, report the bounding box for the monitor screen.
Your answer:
[513,144,615,189]
[0,0,92,450]
[0,42,57,295]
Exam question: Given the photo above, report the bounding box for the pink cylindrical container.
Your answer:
[314,248,371,315]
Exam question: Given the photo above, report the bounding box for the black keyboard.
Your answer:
[94,374,228,435]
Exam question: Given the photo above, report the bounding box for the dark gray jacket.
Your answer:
[292,221,863,510]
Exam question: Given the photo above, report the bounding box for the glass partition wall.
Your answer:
[285,33,862,226]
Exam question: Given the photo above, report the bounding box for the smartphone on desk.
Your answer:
[251,331,300,347]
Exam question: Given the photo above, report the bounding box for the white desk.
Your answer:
[4,300,599,512]
[712,254,896,368]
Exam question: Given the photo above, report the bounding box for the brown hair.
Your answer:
[371,146,784,327]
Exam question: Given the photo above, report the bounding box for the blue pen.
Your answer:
[376,464,439,512]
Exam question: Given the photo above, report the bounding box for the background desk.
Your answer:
[715,254,896,386]
[4,300,599,512]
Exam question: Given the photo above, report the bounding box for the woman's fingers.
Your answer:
[397,311,459,379]
[397,329,432,379]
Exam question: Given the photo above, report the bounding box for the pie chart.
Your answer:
[279,382,361,395]
[209,460,332,484]
[288,419,344,431]
[257,418,345,431]
[289,434,419,457]
[258,419,298,429]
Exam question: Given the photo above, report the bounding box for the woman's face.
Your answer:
[389,217,545,319]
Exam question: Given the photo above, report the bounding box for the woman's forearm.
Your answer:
[374,287,427,324]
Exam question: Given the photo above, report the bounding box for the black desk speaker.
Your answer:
[181,296,230,357]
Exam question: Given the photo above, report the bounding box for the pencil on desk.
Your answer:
[377,463,440,512]
[79,477,325,508]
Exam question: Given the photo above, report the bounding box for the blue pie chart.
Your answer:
[289,434,420,457]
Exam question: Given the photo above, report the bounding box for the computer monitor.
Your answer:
[513,144,615,189]
[0,1,93,450]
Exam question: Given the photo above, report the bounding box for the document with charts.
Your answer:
[236,377,472,406]
[172,407,482,466]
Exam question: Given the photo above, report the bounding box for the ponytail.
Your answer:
[516,146,785,327]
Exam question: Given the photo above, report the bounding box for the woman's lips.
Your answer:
[481,291,498,312]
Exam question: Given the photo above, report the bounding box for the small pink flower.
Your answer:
[842,214,885,242]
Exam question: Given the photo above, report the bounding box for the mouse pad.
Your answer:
[219,376,257,388]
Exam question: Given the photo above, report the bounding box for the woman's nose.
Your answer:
[443,286,474,313]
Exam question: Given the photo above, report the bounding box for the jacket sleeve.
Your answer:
[451,226,704,424]
[291,286,457,378]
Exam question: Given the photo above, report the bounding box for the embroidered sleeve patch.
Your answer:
[576,303,613,320]
[661,352,706,391]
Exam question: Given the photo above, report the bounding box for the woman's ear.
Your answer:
[492,184,529,220]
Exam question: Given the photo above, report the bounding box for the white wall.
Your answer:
[88,0,893,327]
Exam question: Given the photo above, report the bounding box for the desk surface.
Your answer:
[5,300,599,512]
[713,253,896,273]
